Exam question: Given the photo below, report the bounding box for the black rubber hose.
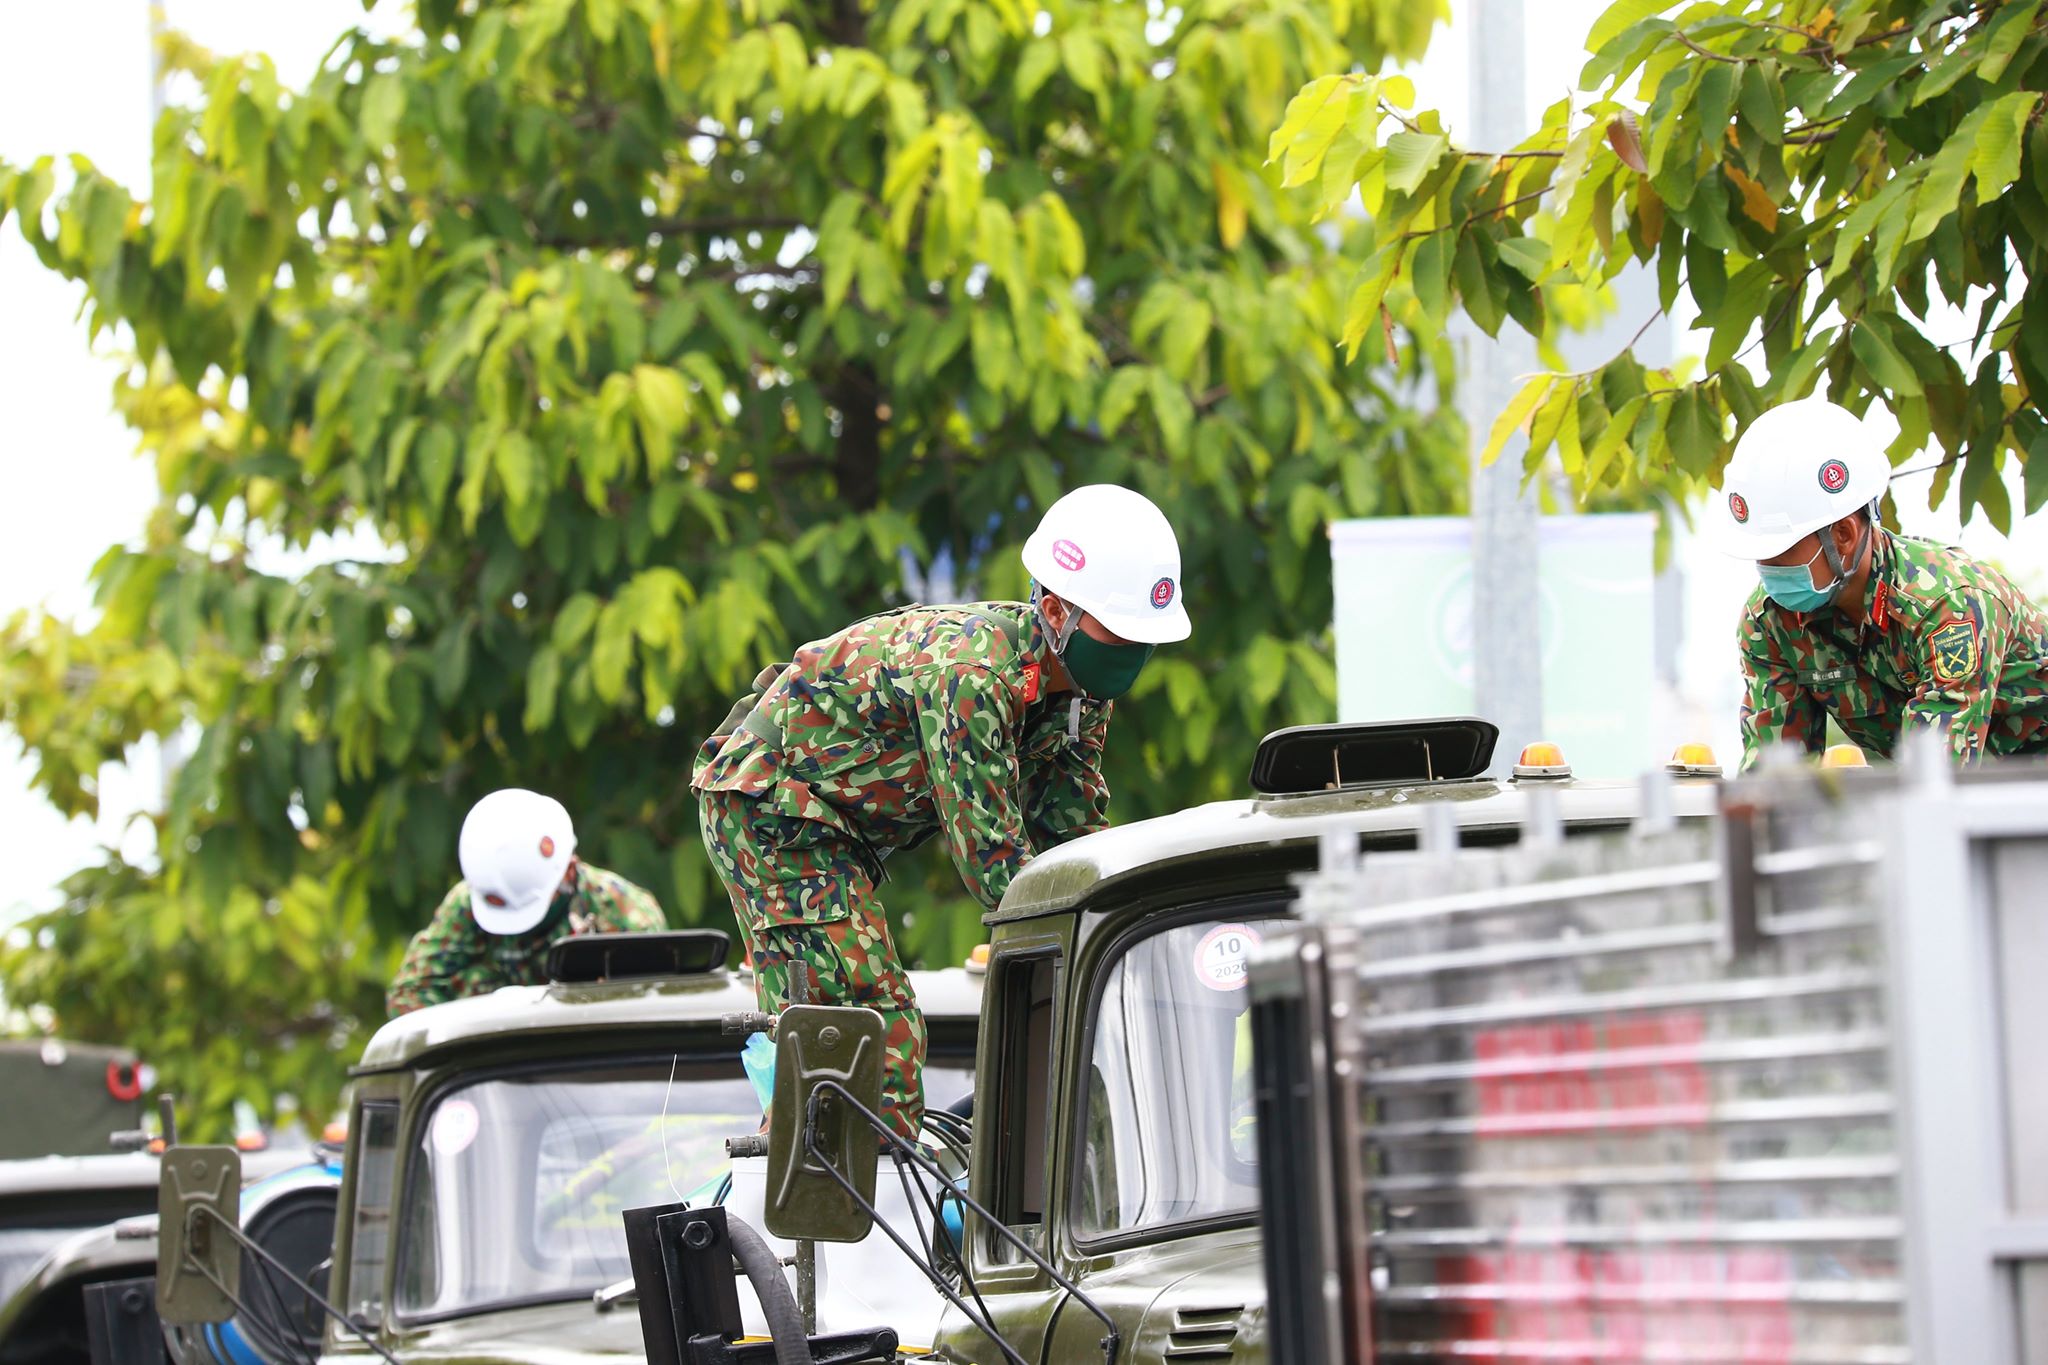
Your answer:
[725,1213,817,1365]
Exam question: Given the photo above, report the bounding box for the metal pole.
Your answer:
[784,966,817,1333]
[1463,0,1546,774]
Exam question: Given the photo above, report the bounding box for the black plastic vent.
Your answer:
[547,930,731,983]
[1250,717,1500,795]
[1164,1304,1243,1361]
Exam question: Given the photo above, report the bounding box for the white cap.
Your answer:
[1709,398,1892,560]
[1020,484,1191,644]
[458,789,577,935]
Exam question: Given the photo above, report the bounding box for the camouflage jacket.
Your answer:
[386,861,666,1015]
[692,602,1113,910]
[1738,531,2048,768]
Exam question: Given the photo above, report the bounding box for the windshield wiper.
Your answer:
[594,1276,639,1313]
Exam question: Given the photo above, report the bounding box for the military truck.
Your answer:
[0,1042,148,1162]
[1248,740,2048,1364]
[0,1146,334,1365]
[147,928,984,1363]
[615,719,1725,1365]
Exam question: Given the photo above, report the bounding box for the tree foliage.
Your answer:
[1275,0,2048,529]
[0,0,1455,1131]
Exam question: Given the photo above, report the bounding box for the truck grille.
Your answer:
[1297,816,1907,1364]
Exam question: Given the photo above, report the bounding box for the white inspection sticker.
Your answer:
[431,1097,481,1156]
[1193,923,1262,992]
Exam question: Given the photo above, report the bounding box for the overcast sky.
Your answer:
[2,0,2043,925]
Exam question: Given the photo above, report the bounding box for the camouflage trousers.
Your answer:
[697,787,927,1141]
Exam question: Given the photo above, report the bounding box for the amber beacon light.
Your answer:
[1512,742,1572,780]
[1665,743,1724,777]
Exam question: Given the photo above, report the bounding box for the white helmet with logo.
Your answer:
[458,788,578,935]
[1021,484,1191,643]
[1710,397,1891,560]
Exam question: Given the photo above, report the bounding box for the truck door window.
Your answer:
[345,1100,401,1325]
[1074,915,1271,1242]
[987,952,1058,1255]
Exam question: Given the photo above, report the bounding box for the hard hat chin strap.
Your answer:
[1029,581,1083,653]
[1813,506,1877,602]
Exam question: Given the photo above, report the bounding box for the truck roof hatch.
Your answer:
[547,929,731,984]
[1249,717,1500,795]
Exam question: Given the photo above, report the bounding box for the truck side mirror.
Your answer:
[763,1003,887,1244]
[156,1146,242,1324]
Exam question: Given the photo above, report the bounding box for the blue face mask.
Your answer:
[1759,521,1867,613]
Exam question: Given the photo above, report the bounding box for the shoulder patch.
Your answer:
[1929,620,1979,683]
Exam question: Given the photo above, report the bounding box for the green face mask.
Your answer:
[1057,623,1154,700]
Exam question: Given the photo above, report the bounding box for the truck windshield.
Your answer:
[0,1227,72,1304]
[396,1060,757,1319]
[1074,914,1274,1241]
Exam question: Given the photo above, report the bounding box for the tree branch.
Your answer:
[537,214,806,249]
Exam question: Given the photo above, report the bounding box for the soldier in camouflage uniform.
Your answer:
[388,788,665,1015]
[695,486,1191,1140]
[1714,398,2048,769]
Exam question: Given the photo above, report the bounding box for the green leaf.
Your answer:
[361,73,405,148]
[1060,31,1104,98]
[1494,236,1549,282]
[1158,297,1214,380]
[1586,394,1647,486]
[1410,229,1452,323]
[1980,0,2043,83]
[1586,0,1674,55]
[1015,38,1058,102]
[1481,375,1554,467]
[414,423,457,523]
[1149,369,1194,456]
[1665,386,1723,476]
[1851,318,1923,397]
[1339,242,1405,360]
[1974,92,2039,205]
[1383,130,1450,196]
[2020,413,2048,515]
[553,593,602,651]
[1269,75,1357,188]
[1453,230,1504,338]
[1096,365,1149,436]
[1737,62,1784,144]
[1693,62,1737,150]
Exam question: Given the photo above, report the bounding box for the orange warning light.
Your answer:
[1513,742,1571,780]
[1666,743,1724,777]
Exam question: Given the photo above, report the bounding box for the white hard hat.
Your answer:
[458,789,577,935]
[1709,397,1891,560]
[1020,485,1191,644]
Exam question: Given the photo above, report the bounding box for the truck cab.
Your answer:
[318,932,982,1362]
[734,720,1721,1365]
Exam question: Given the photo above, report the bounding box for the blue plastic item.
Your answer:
[939,1188,965,1255]
[741,1033,776,1114]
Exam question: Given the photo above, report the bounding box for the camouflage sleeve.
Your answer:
[1737,607,1825,772]
[1024,700,1113,849]
[1902,590,2010,762]
[911,657,1031,911]
[613,877,668,931]
[386,886,488,1016]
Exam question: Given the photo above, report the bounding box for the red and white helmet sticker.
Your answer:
[1193,923,1262,992]
[1151,576,1176,609]
[1728,492,1749,524]
[1818,459,1850,493]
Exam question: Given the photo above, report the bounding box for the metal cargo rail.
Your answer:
[1251,744,2048,1364]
